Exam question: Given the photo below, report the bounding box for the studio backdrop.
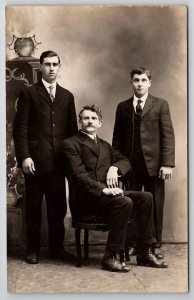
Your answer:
[6,6,187,245]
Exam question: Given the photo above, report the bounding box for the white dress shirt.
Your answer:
[133,93,148,112]
[42,78,57,98]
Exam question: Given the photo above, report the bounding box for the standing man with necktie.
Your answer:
[13,50,78,264]
[112,67,175,259]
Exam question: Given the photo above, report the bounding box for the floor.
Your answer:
[7,243,188,294]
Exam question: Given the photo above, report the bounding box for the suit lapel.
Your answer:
[37,82,64,107]
[97,138,109,167]
[37,81,53,106]
[141,94,154,118]
[79,132,99,156]
[125,98,134,118]
[52,84,64,108]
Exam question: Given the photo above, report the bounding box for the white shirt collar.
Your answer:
[81,130,97,140]
[133,92,148,111]
[42,79,57,98]
[42,78,57,89]
[133,92,148,103]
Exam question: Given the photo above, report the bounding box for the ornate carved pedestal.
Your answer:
[6,57,48,247]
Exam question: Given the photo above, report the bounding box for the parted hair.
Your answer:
[79,104,102,121]
[130,67,151,80]
[40,50,60,65]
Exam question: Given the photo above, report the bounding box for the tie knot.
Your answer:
[93,136,98,145]
[49,85,55,102]
[137,99,142,105]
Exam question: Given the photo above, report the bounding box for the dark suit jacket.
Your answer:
[112,94,175,177]
[63,131,131,200]
[13,81,78,171]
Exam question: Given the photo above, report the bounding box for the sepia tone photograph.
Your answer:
[6,5,187,293]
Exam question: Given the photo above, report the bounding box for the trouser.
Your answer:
[130,153,165,246]
[99,195,133,252]
[24,170,66,252]
[87,191,156,253]
[124,191,156,249]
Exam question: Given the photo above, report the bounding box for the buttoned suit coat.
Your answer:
[63,131,131,206]
[112,94,175,177]
[13,81,78,172]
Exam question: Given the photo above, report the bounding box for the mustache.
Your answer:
[86,124,95,127]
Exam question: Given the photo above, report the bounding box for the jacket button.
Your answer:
[53,123,55,127]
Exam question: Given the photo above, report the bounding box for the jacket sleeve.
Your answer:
[67,94,78,137]
[108,143,132,176]
[112,103,122,152]
[13,88,31,166]
[159,101,175,167]
[63,140,106,197]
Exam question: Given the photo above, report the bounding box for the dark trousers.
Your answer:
[24,170,66,252]
[125,191,156,248]
[130,152,165,246]
[99,195,132,252]
[86,191,156,253]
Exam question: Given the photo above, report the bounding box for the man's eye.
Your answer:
[44,63,59,66]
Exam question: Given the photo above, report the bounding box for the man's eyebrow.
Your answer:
[44,62,59,65]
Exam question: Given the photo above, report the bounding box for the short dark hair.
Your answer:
[79,104,102,121]
[40,50,60,65]
[130,67,151,80]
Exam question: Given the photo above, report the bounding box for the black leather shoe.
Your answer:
[137,248,168,268]
[50,248,75,261]
[102,253,130,272]
[25,251,39,264]
[152,247,164,260]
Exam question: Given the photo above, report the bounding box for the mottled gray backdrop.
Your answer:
[6,5,187,242]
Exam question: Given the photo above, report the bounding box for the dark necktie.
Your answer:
[93,136,98,146]
[136,99,143,114]
[49,85,55,102]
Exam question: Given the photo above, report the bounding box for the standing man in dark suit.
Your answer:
[63,104,168,272]
[13,50,78,264]
[112,67,175,258]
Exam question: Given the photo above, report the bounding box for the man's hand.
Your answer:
[106,166,119,188]
[22,157,36,175]
[102,187,124,196]
[159,166,173,180]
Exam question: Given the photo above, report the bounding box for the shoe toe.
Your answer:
[25,252,39,264]
[155,253,164,260]
[159,261,168,268]
[102,256,130,272]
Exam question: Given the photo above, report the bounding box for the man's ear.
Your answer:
[98,120,102,128]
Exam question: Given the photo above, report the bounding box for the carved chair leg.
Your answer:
[75,228,82,267]
[84,229,89,260]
